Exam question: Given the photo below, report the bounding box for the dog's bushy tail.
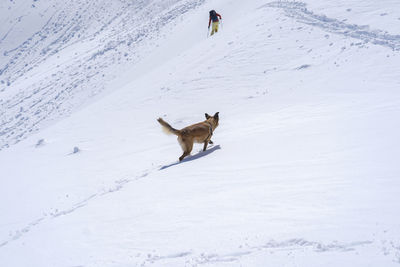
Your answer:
[157,118,180,136]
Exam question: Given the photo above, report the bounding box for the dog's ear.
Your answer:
[214,112,219,119]
[205,113,211,119]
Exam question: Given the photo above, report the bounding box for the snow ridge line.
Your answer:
[262,1,400,51]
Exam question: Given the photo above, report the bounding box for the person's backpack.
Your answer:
[209,10,218,22]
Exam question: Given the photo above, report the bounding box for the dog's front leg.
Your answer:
[203,141,209,151]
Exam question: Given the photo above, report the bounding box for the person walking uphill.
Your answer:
[208,10,222,36]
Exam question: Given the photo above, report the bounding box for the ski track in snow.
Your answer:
[262,1,400,51]
[0,147,219,249]
[0,0,205,151]
[138,239,400,266]
[1,1,400,265]
[0,169,151,249]
[1,147,399,265]
[138,239,375,266]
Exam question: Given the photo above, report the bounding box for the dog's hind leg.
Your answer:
[178,137,193,161]
[179,151,189,161]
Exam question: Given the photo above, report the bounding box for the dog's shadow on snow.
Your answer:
[159,145,221,170]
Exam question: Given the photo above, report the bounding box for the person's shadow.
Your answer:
[159,145,221,170]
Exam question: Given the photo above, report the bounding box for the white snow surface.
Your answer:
[1,0,400,266]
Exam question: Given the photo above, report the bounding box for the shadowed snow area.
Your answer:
[0,0,400,266]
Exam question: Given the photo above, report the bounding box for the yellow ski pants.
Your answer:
[210,21,219,35]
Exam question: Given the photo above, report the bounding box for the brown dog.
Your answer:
[157,112,219,161]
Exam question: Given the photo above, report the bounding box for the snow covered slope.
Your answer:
[1,0,400,266]
[0,0,205,150]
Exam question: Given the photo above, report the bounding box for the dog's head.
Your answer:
[205,112,219,129]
